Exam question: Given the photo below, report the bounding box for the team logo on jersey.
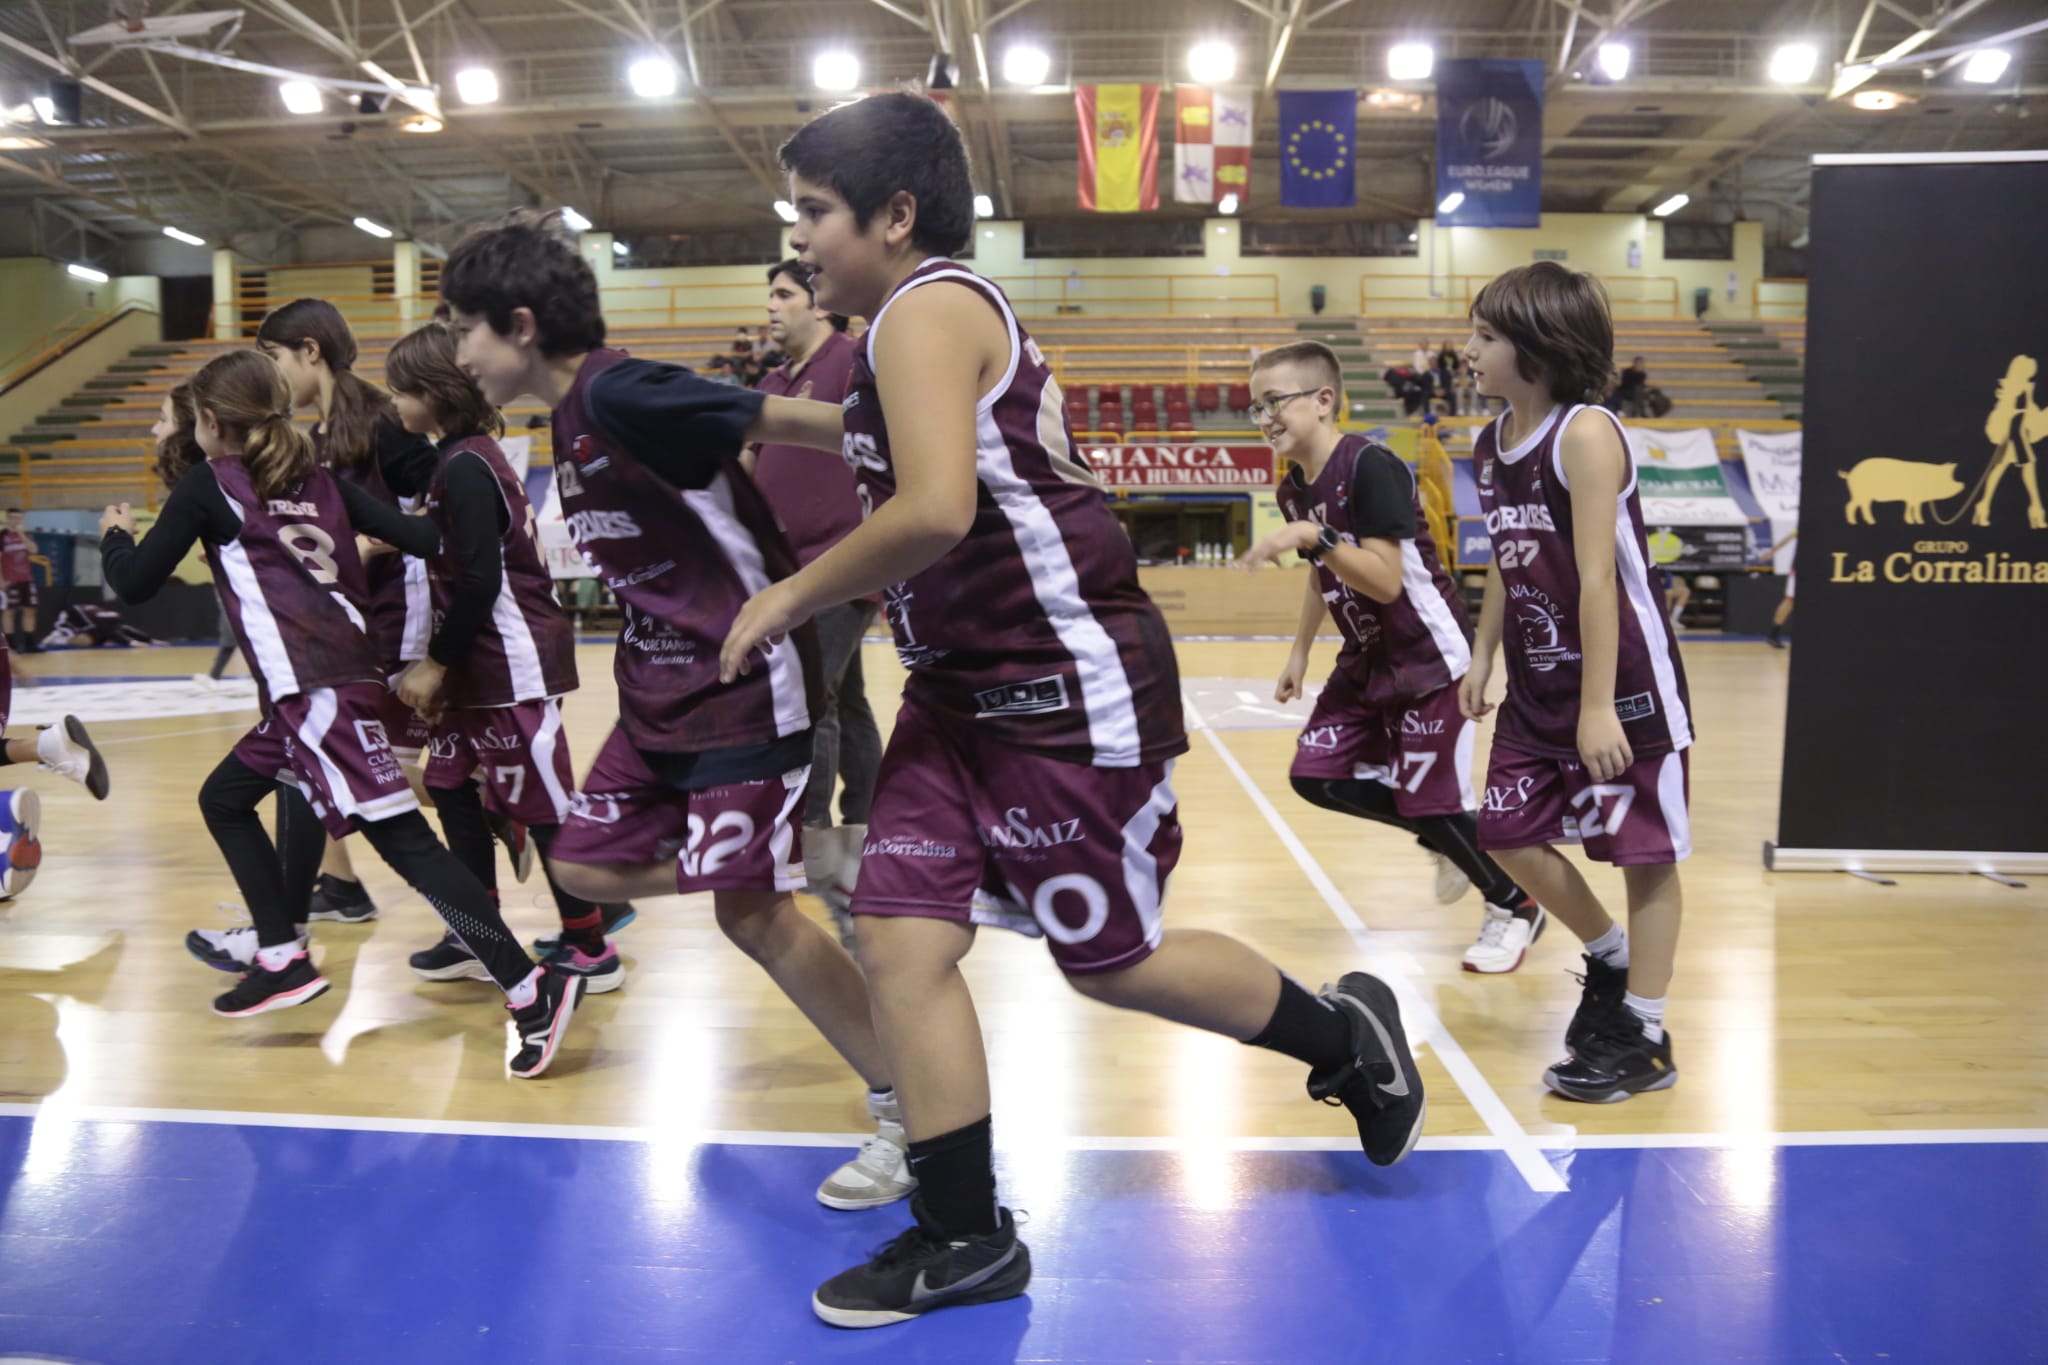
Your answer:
[1400,711,1445,736]
[974,675,1071,718]
[1614,692,1658,722]
[1299,724,1344,750]
[1507,583,1578,672]
[866,835,958,859]
[567,435,611,475]
[1481,774,1538,813]
[979,806,1088,857]
[570,791,624,825]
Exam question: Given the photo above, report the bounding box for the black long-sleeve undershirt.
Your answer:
[425,448,510,667]
[586,357,765,492]
[101,459,440,604]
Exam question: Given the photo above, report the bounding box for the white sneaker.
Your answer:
[37,716,109,800]
[1430,850,1472,904]
[1461,902,1547,974]
[816,1089,918,1211]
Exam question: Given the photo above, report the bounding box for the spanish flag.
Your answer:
[1076,83,1160,212]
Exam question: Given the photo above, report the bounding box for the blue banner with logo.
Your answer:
[1278,90,1355,208]
[1434,59,1543,227]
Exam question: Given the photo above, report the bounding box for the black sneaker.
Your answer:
[812,1196,1031,1329]
[1309,972,1426,1167]
[186,924,308,973]
[531,903,637,955]
[1545,1013,1678,1103]
[212,951,330,1018]
[1564,955,1630,1056]
[538,939,626,994]
[409,930,494,982]
[306,873,377,924]
[507,969,583,1079]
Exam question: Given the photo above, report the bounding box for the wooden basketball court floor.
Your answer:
[2,621,2043,1362]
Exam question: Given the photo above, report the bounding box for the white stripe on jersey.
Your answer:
[1453,716,1478,811]
[680,471,812,739]
[214,489,298,699]
[880,264,1147,766]
[1560,406,1693,750]
[1398,539,1473,680]
[399,555,431,663]
[466,452,547,702]
[1656,750,1693,861]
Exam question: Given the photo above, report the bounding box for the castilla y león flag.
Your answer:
[1174,86,1252,204]
[1076,83,1160,212]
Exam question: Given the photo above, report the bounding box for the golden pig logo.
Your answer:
[1839,459,1965,525]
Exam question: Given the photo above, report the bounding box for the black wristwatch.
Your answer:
[1300,524,1341,563]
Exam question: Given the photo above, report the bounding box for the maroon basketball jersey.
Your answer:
[842,260,1187,768]
[1473,403,1694,759]
[421,435,578,709]
[752,331,863,567]
[0,530,32,585]
[551,348,821,753]
[318,419,429,670]
[207,456,386,711]
[1277,434,1473,707]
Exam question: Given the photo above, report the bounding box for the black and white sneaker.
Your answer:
[38,717,109,801]
[305,873,377,924]
[1545,1013,1678,1103]
[409,930,494,982]
[212,951,330,1017]
[506,969,583,1079]
[530,903,637,955]
[485,808,535,883]
[1309,972,1427,1167]
[186,924,308,973]
[813,1197,1031,1329]
[1564,955,1630,1056]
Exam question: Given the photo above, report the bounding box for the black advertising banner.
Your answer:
[1773,153,2048,870]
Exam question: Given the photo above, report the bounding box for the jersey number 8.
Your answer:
[281,523,342,585]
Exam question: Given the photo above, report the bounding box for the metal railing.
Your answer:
[1752,277,1809,321]
[0,302,161,395]
[985,273,1281,317]
[0,442,161,510]
[1358,272,1682,319]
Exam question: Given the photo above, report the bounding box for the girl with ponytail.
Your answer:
[256,297,439,920]
[98,350,585,1073]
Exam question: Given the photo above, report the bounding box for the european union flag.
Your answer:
[1279,90,1356,208]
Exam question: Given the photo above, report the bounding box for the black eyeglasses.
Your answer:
[1249,389,1321,423]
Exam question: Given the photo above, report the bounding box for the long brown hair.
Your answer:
[255,297,396,473]
[385,322,504,440]
[1469,262,1616,404]
[190,351,316,500]
[154,381,205,491]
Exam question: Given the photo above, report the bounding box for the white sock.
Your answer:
[839,823,867,891]
[1624,991,1667,1043]
[505,967,542,1010]
[1584,923,1629,968]
[35,724,68,767]
[255,942,301,973]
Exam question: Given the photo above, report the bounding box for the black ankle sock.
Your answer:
[1245,974,1354,1071]
[906,1116,1000,1237]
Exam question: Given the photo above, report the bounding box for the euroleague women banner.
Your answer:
[1771,151,2048,873]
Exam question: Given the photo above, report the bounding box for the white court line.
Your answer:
[91,719,252,747]
[3,1103,2042,1154]
[1184,691,1570,1195]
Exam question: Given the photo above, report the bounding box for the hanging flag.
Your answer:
[1173,86,1253,204]
[1278,90,1356,208]
[1434,59,1544,227]
[1076,83,1160,212]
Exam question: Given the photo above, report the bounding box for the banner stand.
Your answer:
[1762,843,2045,880]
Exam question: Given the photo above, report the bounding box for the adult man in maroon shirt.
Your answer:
[745,259,877,934]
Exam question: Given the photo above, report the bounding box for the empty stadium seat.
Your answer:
[1195,382,1220,411]
[1226,382,1252,413]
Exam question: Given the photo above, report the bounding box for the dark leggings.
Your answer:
[1290,774,1527,907]
[427,781,619,950]
[198,753,535,989]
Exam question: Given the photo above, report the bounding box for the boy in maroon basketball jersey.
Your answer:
[1239,340,1546,972]
[382,322,635,994]
[721,92,1423,1329]
[1,509,37,653]
[1459,262,1695,1102]
[440,212,916,1213]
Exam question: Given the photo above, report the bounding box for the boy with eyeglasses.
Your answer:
[1240,342,1547,974]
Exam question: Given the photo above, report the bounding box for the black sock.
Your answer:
[531,823,605,952]
[1245,973,1354,1071]
[906,1116,1000,1237]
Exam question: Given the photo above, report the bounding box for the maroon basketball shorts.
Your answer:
[4,582,35,612]
[1288,673,1478,819]
[232,681,423,838]
[1477,742,1692,866]
[548,724,809,895]
[854,698,1183,976]
[423,698,577,827]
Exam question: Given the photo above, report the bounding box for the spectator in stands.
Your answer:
[1412,338,1432,373]
[1434,348,1461,415]
[1617,355,1649,418]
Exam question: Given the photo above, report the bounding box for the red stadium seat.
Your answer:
[1160,383,1190,407]
[1194,382,1220,411]
[1226,382,1252,413]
